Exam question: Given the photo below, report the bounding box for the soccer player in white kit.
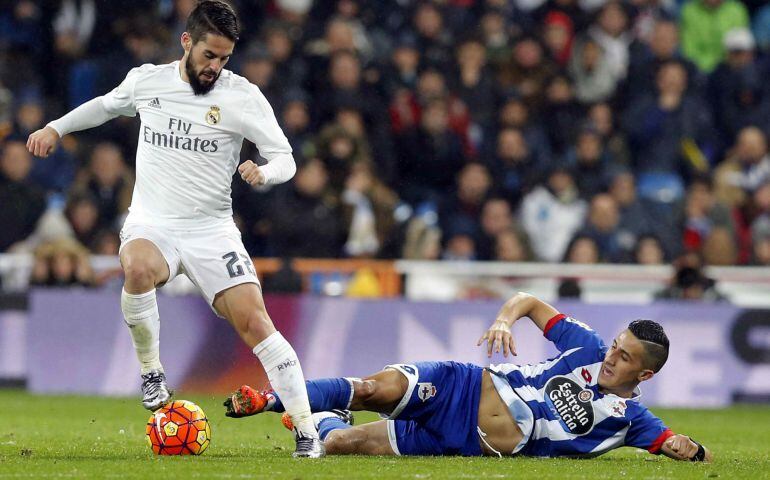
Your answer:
[26,0,324,458]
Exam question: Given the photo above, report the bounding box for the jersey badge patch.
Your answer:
[417,382,437,402]
[206,105,221,125]
[609,399,627,418]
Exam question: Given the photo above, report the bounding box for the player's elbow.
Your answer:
[285,156,297,181]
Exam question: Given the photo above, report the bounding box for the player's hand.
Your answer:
[477,320,517,358]
[663,434,699,461]
[238,160,266,186]
[26,126,60,158]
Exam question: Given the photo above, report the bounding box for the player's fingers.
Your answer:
[508,335,517,356]
[238,160,252,174]
[477,332,488,346]
[502,333,510,357]
[487,333,494,357]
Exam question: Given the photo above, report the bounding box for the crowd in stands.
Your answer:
[2,0,770,289]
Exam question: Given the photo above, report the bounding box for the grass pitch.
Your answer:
[0,389,768,479]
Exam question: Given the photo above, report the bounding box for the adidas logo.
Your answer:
[148,97,161,109]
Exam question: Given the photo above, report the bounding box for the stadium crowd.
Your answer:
[1,0,770,288]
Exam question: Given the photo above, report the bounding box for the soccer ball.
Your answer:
[145,400,211,455]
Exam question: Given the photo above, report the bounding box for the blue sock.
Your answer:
[318,417,351,440]
[271,378,352,413]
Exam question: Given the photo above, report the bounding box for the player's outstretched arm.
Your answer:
[477,292,560,357]
[660,434,712,463]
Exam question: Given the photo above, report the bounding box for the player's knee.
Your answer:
[236,307,273,341]
[122,259,157,290]
[324,429,364,455]
[353,379,377,402]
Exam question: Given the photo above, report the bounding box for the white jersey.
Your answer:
[101,61,292,226]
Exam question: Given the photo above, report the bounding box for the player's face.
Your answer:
[182,32,234,95]
[598,330,653,392]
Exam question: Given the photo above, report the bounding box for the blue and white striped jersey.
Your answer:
[489,314,674,458]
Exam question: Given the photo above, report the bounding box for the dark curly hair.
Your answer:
[186,0,239,44]
[628,319,669,373]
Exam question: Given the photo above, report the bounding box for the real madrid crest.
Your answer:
[206,105,221,125]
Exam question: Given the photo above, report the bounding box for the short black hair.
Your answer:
[186,0,239,44]
[628,319,669,373]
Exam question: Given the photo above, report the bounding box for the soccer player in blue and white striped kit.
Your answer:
[225,292,712,462]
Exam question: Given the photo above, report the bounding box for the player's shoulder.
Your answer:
[127,62,175,80]
[218,69,262,97]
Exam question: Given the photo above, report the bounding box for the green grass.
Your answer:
[0,390,768,479]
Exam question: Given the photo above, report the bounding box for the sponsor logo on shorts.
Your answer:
[417,382,437,402]
[544,376,595,435]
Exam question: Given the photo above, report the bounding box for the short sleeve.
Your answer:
[101,65,148,117]
[543,314,606,354]
[625,408,674,454]
[239,84,292,155]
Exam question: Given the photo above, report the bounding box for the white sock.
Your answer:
[121,288,162,375]
[253,332,317,438]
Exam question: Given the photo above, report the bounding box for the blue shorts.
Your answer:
[384,361,484,456]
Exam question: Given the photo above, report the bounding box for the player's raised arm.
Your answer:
[660,434,713,463]
[477,292,560,357]
[27,65,145,158]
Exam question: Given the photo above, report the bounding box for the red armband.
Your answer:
[542,313,566,336]
[648,429,675,454]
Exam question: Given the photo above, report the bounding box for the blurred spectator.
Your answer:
[576,193,635,262]
[494,227,533,262]
[316,123,368,191]
[563,234,601,264]
[655,253,725,300]
[411,2,453,69]
[587,102,631,166]
[714,126,770,208]
[541,74,583,155]
[240,44,282,107]
[623,60,715,201]
[520,167,587,262]
[64,191,101,250]
[709,28,770,141]
[71,142,133,229]
[569,35,619,104]
[0,139,46,252]
[383,33,420,95]
[452,36,497,135]
[402,216,442,260]
[439,162,492,244]
[680,176,737,254]
[633,234,667,264]
[541,11,574,67]
[488,127,543,207]
[680,0,750,73]
[442,227,477,261]
[29,237,94,287]
[340,161,399,258]
[262,21,307,90]
[625,19,702,103]
[394,99,465,205]
[268,158,344,258]
[565,126,617,198]
[497,35,557,112]
[495,96,552,167]
[278,89,314,159]
[477,197,515,260]
[587,1,632,81]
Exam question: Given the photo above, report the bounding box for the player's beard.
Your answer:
[185,55,220,96]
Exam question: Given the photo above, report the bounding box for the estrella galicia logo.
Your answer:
[544,376,595,435]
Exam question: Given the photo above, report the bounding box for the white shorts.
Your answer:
[118,218,259,312]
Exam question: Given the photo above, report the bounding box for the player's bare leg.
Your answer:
[214,283,323,458]
[323,421,396,456]
[120,239,172,410]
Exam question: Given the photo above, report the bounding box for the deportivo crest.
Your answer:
[206,105,221,125]
[544,376,595,435]
[609,399,627,418]
[417,382,437,402]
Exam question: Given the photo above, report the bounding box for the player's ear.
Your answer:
[181,32,192,52]
[637,369,654,382]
